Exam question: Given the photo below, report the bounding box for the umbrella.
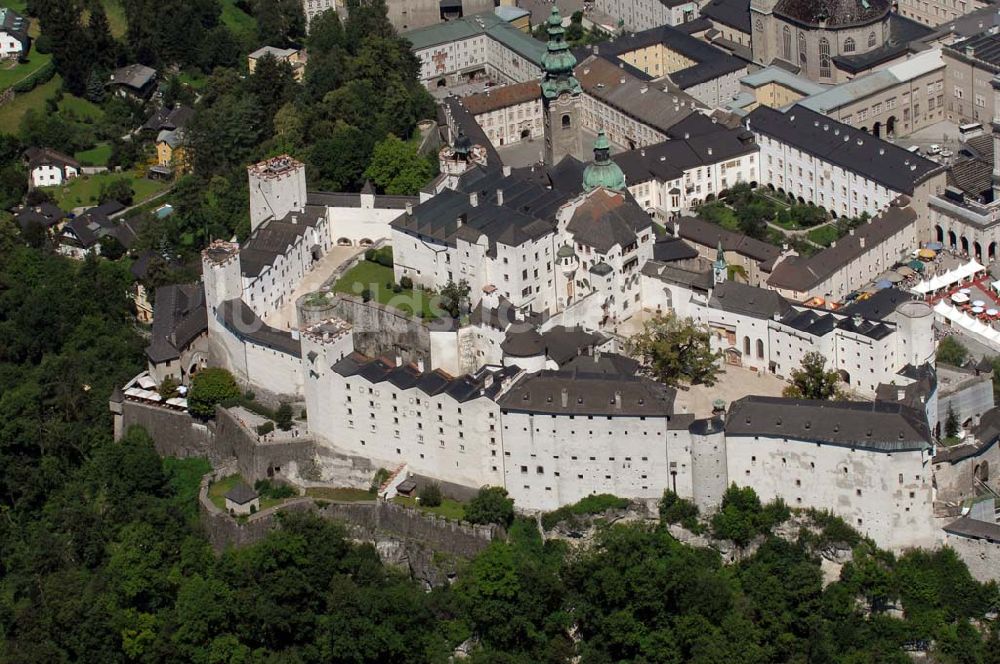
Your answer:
[926,242,944,251]
[973,306,985,314]
[898,266,916,277]
[918,248,936,260]
[907,260,925,273]
[961,288,972,294]
[875,279,893,289]
[973,299,986,307]
[952,292,970,304]
[885,271,904,283]
[988,309,999,317]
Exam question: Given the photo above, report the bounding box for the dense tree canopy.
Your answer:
[629,312,722,387]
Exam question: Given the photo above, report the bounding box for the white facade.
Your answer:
[627,151,758,215]
[593,0,699,31]
[31,163,78,188]
[474,98,544,147]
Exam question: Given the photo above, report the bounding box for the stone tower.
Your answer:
[992,78,1000,203]
[689,407,729,514]
[749,0,777,66]
[247,155,307,234]
[541,7,582,166]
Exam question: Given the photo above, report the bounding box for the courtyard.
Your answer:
[673,364,788,417]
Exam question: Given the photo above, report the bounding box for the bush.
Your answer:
[400,275,413,290]
[244,390,255,401]
[541,493,629,530]
[254,479,297,500]
[418,482,442,507]
[360,288,373,303]
[34,35,53,54]
[256,421,274,436]
[364,248,376,262]
[659,489,700,531]
[711,484,789,546]
[188,368,241,418]
[370,246,394,267]
[392,283,402,293]
[158,376,180,400]
[464,486,515,527]
[370,468,391,493]
[275,403,293,431]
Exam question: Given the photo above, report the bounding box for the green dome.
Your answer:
[582,131,626,192]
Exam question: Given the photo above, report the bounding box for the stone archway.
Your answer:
[990,242,997,260]
[887,115,896,136]
[873,121,881,138]
[949,230,957,248]
[962,236,970,255]
[935,225,943,242]
[975,241,983,260]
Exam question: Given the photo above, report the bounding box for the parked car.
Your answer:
[927,144,942,155]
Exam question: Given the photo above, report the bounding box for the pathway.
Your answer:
[264,244,363,330]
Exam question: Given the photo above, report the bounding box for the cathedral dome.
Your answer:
[582,131,626,192]
[774,0,889,28]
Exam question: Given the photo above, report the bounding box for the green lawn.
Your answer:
[45,171,169,211]
[305,487,376,502]
[0,74,61,129]
[177,70,209,90]
[75,143,113,167]
[393,495,466,521]
[334,260,439,319]
[221,0,257,39]
[0,50,52,90]
[696,201,740,232]
[59,94,105,122]
[807,225,841,248]
[209,474,290,512]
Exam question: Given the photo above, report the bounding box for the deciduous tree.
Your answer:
[628,312,721,387]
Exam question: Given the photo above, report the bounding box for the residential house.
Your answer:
[110,64,157,100]
[0,7,28,59]
[248,46,307,81]
[25,147,79,188]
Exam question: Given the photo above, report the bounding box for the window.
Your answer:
[798,32,807,66]
[782,25,792,60]
[844,37,855,52]
[819,38,831,78]
[561,114,571,128]
[868,31,877,48]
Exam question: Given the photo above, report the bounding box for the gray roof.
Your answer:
[832,15,932,74]
[944,30,1000,71]
[25,147,79,171]
[306,191,417,210]
[613,126,757,184]
[747,105,943,195]
[709,281,792,319]
[575,54,702,135]
[700,0,751,33]
[778,306,894,341]
[653,236,699,262]
[675,216,781,266]
[497,367,684,420]
[146,284,207,364]
[567,189,651,254]
[143,105,195,132]
[597,25,746,88]
[0,8,29,49]
[111,64,157,91]
[404,11,545,64]
[766,202,916,292]
[332,352,520,402]
[943,516,1000,542]
[216,299,301,358]
[225,482,259,504]
[240,207,326,278]
[641,257,715,292]
[774,0,888,28]
[726,395,932,452]
[14,202,65,231]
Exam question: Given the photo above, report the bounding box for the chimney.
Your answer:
[502,165,511,177]
[673,221,680,237]
[852,314,863,327]
[859,236,866,248]
[405,202,413,215]
[849,228,855,235]
[322,331,330,341]
[707,147,713,156]
[561,388,568,408]
[594,45,599,55]
[497,188,504,205]
[470,191,479,207]
[614,390,622,410]
[457,213,466,227]
[484,373,494,388]
[640,85,648,94]
[291,215,298,224]
[394,353,402,366]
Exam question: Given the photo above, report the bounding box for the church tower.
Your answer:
[582,130,626,192]
[749,0,778,66]
[541,7,582,166]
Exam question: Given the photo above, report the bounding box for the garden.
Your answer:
[208,474,298,513]
[333,246,444,320]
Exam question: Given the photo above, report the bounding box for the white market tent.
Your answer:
[933,301,1000,349]
[912,260,985,295]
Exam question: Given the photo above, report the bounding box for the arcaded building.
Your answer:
[750,0,892,82]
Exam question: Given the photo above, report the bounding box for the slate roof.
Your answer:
[725,395,933,452]
[391,163,583,255]
[943,516,1000,542]
[146,283,207,364]
[710,281,792,318]
[766,202,917,293]
[143,105,195,132]
[779,306,894,340]
[575,54,701,135]
[944,30,1000,71]
[700,0,751,34]
[497,367,683,419]
[674,216,782,266]
[0,8,29,50]
[641,257,715,291]
[225,482,259,504]
[598,25,746,88]
[216,299,301,358]
[566,189,651,254]
[24,147,79,171]
[613,126,757,184]
[832,15,932,74]
[775,0,889,28]
[747,104,943,195]
[306,191,416,210]
[14,202,65,231]
[837,287,915,320]
[404,11,545,64]
[58,201,126,249]
[240,208,326,278]
[653,236,699,262]
[559,350,639,375]
[111,64,157,91]
[332,352,520,402]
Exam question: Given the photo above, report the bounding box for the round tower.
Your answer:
[894,300,935,368]
[689,403,729,513]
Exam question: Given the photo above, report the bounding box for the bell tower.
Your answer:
[541,7,582,166]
